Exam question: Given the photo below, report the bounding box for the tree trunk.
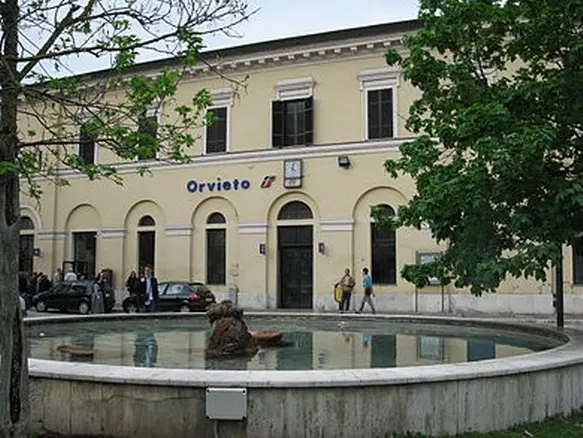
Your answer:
[1,0,29,434]
[0,180,29,438]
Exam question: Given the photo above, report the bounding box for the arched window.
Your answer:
[20,216,34,230]
[137,215,155,273]
[278,201,313,220]
[138,215,156,227]
[206,212,226,284]
[19,216,35,274]
[207,212,226,224]
[370,203,396,285]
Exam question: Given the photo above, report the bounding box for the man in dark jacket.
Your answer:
[139,265,159,312]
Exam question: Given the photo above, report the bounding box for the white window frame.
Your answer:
[202,88,233,155]
[358,67,400,141]
[271,77,315,148]
[274,77,315,101]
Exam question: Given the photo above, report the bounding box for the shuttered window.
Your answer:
[137,113,158,160]
[79,124,96,164]
[367,89,393,139]
[272,97,313,147]
[206,107,228,154]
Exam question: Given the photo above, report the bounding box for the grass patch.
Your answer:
[399,410,583,437]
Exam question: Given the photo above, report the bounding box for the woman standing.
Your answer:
[126,271,139,296]
[91,273,105,314]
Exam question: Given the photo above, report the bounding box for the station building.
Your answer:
[19,19,583,314]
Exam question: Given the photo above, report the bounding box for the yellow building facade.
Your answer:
[19,19,583,313]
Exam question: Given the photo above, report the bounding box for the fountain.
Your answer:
[26,310,583,438]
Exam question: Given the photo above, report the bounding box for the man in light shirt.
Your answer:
[64,268,77,282]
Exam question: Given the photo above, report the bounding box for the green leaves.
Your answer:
[382,0,583,295]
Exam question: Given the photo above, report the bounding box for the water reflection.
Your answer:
[133,332,158,367]
[27,320,557,371]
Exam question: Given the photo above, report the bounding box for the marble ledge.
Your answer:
[26,313,583,389]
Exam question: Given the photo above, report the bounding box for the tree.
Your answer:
[0,1,253,436]
[383,1,582,296]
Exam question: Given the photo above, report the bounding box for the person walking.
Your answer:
[335,268,356,313]
[139,265,159,313]
[357,267,376,314]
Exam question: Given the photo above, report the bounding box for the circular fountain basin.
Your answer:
[26,313,583,438]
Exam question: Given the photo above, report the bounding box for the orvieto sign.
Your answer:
[186,177,251,193]
[186,176,276,194]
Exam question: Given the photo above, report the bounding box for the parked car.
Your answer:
[122,281,216,313]
[33,280,115,314]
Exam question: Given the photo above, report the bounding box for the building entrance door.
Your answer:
[278,226,313,309]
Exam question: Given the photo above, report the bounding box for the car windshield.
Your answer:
[164,284,185,295]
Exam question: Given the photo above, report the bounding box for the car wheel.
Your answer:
[179,304,191,313]
[78,301,90,315]
[126,302,138,313]
[35,301,47,312]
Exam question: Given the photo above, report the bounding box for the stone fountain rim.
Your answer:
[25,312,583,389]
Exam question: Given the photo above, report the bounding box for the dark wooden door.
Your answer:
[278,226,313,309]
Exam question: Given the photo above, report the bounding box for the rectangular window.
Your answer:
[367,88,394,140]
[205,107,228,154]
[573,238,583,285]
[73,232,96,279]
[78,124,96,164]
[137,113,158,160]
[206,229,226,284]
[138,231,156,275]
[272,97,313,147]
[19,235,34,274]
[371,223,396,284]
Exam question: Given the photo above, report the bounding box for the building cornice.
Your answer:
[184,36,406,79]
[47,137,410,180]
[77,20,421,83]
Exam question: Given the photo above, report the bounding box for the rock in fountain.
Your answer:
[205,300,258,359]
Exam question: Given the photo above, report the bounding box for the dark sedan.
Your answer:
[122,281,216,313]
[33,281,115,314]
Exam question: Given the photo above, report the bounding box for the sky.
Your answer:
[35,0,420,77]
[204,0,420,50]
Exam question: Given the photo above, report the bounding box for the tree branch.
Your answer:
[18,0,97,80]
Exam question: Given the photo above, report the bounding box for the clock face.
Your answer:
[284,160,302,179]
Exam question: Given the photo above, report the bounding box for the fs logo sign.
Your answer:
[261,175,276,188]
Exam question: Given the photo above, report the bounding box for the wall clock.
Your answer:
[283,159,303,188]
